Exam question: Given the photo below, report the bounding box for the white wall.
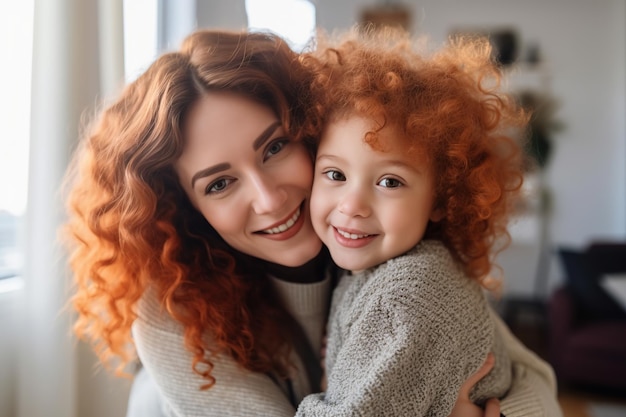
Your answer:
[196,0,248,31]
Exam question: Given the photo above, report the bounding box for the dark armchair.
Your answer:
[548,242,626,392]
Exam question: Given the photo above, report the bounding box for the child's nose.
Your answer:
[337,188,371,218]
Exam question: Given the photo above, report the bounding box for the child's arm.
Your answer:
[319,348,502,417]
[297,296,492,416]
[297,252,505,416]
[444,311,562,417]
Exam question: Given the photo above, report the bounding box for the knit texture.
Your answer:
[131,275,332,417]
[297,240,512,417]
[493,311,563,417]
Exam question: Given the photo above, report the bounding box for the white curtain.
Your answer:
[16,1,126,417]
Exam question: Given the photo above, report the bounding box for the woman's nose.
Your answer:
[250,174,288,214]
[337,188,371,218]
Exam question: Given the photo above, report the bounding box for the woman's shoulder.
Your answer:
[134,286,185,339]
[131,288,300,417]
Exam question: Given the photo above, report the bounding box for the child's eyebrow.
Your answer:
[315,153,342,162]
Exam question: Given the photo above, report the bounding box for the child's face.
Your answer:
[311,115,440,272]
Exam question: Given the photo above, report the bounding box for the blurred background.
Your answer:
[0,1,624,416]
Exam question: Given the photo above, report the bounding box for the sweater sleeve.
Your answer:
[130,290,297,417]
[296,247,509,417]
[492,310,563,417]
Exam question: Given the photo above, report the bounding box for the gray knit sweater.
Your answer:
[296,240,512,416]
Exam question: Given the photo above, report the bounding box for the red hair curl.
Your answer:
[302,27,528,283]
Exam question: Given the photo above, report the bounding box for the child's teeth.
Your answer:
[338,229,370,239]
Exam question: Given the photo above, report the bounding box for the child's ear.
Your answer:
[429,207,445,222]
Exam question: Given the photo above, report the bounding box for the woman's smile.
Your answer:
[257,204,304,239]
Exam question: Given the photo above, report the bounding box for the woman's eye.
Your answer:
[324,170,346,181]
[264,138,288,160]
[378,177,402,188]
[206,177,235,195]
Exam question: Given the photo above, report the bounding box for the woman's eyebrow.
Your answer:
[191,163,230,188]
[253,121,282,151]
[189,121,282,189]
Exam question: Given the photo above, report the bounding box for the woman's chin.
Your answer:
[270,240,324,267]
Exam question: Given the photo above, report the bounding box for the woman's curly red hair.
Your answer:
[301,27,528,283]
[62,30,315,386]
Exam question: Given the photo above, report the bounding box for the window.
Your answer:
[123,0,159,82]
[0,2,34,283]
[245,0,316,52]
[0,2,159,285]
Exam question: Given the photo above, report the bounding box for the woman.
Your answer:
[63,29,561,416]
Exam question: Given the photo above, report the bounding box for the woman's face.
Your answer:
[175,92,323,267]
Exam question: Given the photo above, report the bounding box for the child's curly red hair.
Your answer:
[62,30,315,386]
[301,27,528,283]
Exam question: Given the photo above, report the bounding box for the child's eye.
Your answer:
[323,170,346,182]
[264,138,289,160]
[205,177,236,195]
[378,177,403,188]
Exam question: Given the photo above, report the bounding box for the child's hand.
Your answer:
[448,353,501,417]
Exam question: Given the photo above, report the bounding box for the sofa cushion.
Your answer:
[558,247,626,321]
[568,321,626,355]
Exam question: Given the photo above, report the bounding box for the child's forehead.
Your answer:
[327,110,393,138]
[322,112,431,165]
[330,111,423,143]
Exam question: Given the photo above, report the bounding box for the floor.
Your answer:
[558,393,591,417]
[558,387,626,417]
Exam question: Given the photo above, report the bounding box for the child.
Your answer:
[296,27,528,416]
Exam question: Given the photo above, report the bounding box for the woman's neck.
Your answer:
[263,247,331,284]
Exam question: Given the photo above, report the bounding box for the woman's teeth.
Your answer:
[337,229,372,240]
[262,208,300,234]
